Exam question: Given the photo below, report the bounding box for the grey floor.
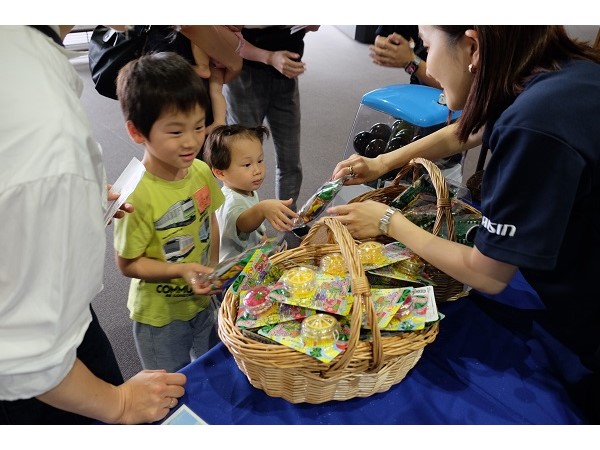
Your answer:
[77,25,481,380]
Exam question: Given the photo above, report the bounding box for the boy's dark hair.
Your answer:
[116,51,209,138]
[204,124,270,170]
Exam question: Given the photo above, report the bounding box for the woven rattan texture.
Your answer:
[218,217,438,404]
[349,157,475,303]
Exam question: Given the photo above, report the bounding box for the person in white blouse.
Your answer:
[0,25,186,424]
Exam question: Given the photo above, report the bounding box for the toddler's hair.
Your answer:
[204,124,270,170]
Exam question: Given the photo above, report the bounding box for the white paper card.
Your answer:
[104,157,145,226]
[162,404,208,425]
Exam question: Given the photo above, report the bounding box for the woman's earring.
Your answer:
[468,64,476,74]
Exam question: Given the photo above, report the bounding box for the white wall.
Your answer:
[565,25,598,45]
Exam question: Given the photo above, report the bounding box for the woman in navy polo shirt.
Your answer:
[329,26,600,423]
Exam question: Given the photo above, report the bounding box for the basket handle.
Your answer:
[301,217,383,373]
[391,157,456,241]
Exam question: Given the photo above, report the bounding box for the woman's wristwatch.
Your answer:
[378,207,398,236]
[404,54,422,75]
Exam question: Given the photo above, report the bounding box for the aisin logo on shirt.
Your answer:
[481,216,517,237]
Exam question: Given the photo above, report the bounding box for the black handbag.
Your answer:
[88,26,150,100]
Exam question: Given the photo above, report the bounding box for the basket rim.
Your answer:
[218,217,439,378]
[346,157,479,303]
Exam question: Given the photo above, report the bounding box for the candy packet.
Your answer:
[199,235,286,290]
[293,175,352,228]
[256,317,351,363]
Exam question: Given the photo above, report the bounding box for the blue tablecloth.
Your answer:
[162,273,591,425]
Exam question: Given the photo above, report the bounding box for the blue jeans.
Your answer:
[224,64,302,210]
[133,306,219,373]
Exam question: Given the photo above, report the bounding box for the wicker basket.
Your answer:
[349,157,479,303]
[218,217,439,404]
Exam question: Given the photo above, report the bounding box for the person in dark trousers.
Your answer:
[223,26,320,211]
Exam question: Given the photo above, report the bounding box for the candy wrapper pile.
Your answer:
[225,238,442,364]
[391,174,481,246]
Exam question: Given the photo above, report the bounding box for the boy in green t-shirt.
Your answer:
[114,52,225,373]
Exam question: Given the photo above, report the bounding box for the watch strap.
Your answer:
[378,207,398,236]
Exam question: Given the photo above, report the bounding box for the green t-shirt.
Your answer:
[114,160,225,327]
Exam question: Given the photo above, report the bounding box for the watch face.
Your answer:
[405,61,418,75]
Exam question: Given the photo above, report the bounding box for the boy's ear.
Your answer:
[125,120,147,144]
[212,166,226,181]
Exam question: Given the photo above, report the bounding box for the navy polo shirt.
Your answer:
[477,59,600,370]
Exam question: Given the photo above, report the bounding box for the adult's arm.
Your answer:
[328,200,517,294]
[332,123,482,185]
[179,25,242,83]
[37,358,186,424]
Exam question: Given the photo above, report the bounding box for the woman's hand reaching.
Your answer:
[327,200,389,240]
[331,154,387,185]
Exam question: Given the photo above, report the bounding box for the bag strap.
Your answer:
[128,25,151,38]
[129,26,151,54]
[28,25,64,47]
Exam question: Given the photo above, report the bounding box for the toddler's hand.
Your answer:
[261,198,299,232]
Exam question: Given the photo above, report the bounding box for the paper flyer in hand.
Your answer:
[104,157,145,226]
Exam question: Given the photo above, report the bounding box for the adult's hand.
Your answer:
[331,154,387,185]
[327,200,388,240]
[37,358,187,424]
[369,33,413,68]
[115,369,187,424]
[269,50,306,78]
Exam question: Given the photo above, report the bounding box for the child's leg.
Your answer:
[133,320,193,373]
[189,305,219,360]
